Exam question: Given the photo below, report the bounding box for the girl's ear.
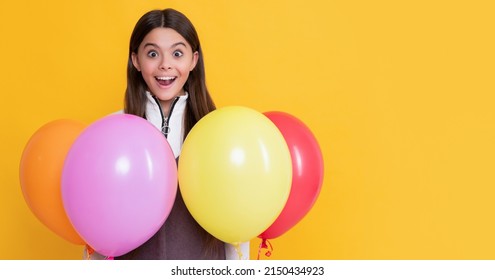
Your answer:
[190,51,199,71]
[131,52,141,71]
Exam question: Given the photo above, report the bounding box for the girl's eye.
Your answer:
[173,50,183,57]
[147,51,159,58]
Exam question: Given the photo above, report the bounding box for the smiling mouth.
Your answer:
[156,76,176,86]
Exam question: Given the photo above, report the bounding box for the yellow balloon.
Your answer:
[178,106,292,244]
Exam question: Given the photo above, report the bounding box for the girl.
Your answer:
[88,8,249,260]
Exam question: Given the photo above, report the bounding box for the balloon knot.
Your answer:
[85,244,94,260]
[257,238,273,259]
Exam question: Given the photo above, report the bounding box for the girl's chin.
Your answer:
[152,90,184,103]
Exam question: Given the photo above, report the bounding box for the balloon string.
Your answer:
[257,238,273,260]
[105,256,114,260]
[233,242,243,260]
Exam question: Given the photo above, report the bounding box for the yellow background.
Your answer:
[1,0,494,259]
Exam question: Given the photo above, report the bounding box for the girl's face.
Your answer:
[132,27,198,111]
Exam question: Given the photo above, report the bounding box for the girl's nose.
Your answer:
[160,58,172,70]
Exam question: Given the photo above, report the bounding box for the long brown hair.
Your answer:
[124,9,221,258]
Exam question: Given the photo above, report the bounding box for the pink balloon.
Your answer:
[62,114,177,257]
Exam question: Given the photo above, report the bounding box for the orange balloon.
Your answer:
[19,119,86,245]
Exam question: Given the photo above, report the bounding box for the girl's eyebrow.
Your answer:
[143,42,187,49]
[171,42,187,48]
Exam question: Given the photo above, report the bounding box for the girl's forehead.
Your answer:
[140,27,191,49]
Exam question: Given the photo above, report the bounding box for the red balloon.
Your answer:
[259,112,324,240]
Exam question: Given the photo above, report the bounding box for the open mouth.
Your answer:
[156,76,176,86]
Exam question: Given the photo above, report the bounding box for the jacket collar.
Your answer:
[145,91,188,158]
